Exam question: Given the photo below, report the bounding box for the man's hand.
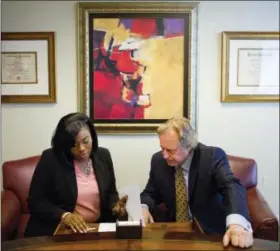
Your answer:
[63,212,89,233]
[142,207,154,225]
[223,224,254,248]
[112,195,128,218]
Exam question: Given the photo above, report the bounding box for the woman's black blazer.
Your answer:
[24,147,119,237]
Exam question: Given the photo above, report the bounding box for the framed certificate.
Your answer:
[2,52,38,84]
[1,32,56,103]
[221,31,279,102]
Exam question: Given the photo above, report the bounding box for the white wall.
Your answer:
[1,1,279,219]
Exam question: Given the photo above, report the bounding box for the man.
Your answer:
[140,117,254,248]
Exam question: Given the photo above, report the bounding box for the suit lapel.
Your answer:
[167,164,176,204]
[169,167,176,219]
[161,162,176,217]
[188,145,201,204]
[63,161,77,202]
[92,153,105,207]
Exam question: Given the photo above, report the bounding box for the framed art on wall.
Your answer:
[221,31,279,102]
[77,2,199,133]
[1,32,56,103]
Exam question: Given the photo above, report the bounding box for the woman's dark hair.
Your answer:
[51,112,98,162]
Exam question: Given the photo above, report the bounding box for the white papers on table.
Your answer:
[117,220,141,226]
[119,184,143,222]
[98,223,116,232]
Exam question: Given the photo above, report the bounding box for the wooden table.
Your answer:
[2,222,279,250]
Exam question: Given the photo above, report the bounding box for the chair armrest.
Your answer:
[1,189,21,241]
[246,187,278,241]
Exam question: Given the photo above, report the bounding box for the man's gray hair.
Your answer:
[157,117,198,150]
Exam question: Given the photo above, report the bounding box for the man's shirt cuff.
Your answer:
[226,214,253,233]
[141,204,149,210]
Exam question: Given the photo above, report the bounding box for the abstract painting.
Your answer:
[77,2,199,133]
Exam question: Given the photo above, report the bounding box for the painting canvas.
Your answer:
[91,18,185,120]
[77,2,198,133]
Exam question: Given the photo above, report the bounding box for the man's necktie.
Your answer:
[175,165,189,222]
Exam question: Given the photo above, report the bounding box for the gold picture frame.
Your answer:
[221,31,280,102]
[1,32,56,103]
[77,2,199,133]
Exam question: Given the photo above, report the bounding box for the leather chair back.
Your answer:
[228,155,257,188]
[2,155,40,238]
[3,155,40,213]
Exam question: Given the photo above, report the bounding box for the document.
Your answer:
[98,223,116,232]
[119,184,143,222]
[237,48,279,87]
[2,52,38,84]
[118,220,141,226]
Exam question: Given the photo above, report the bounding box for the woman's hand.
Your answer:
[112,195,128,219]
[63,212,89,233]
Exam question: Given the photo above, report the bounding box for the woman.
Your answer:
[24,112,127,237]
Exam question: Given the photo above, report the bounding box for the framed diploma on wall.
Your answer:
[221,31,279,102]
[1,32,56,103]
